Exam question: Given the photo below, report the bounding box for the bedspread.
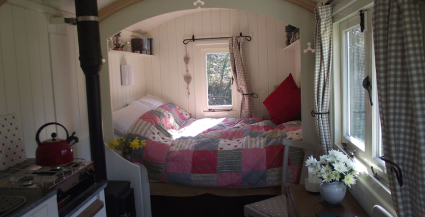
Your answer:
[125,103,303,188]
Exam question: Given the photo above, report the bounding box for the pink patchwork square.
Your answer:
[173,108,187,122]
[266,145,284,169]
[167,150,193,173]
[140,112,161,126]
[142,140,170,164]
[243,125,274,132]
[285,126,302,132]
[217,173,242,187]
[241,148,266,172]
[191,150,217,174]
[159,104,172,111]
[220,130,243,140]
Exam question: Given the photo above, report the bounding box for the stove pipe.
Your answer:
[74,0,107,182]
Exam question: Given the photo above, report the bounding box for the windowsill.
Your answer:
[334,143,396,216]
[201,110,239,118]
[334,143,390,192]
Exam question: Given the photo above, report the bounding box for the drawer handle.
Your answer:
[77,200,104,217]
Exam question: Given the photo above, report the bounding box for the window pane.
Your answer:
[206,53,232,106]
[347,28,365,143]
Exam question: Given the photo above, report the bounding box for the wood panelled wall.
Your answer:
[108,51,146,111]
[143,9,301,119]
[0,3,91,160]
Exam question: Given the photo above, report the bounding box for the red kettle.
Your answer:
[35,122,79,166]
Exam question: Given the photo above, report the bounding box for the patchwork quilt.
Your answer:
[125,103,303,188]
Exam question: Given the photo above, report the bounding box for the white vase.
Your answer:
[319,182,346,204]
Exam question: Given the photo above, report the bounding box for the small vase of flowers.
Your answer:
[108,137,146,161]
[305,150,358,205]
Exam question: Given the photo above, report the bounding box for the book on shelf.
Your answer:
[130,37,153,55]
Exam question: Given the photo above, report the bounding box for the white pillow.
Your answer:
[112,103,151,137]
[136,94,166,110]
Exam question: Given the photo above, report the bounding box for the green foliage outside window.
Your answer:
[206,53,233,106]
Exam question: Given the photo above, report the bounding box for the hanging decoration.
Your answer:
[184,44,192,98]
[304,42,316,53]
[193,0,205,8]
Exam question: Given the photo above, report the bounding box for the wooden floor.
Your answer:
[151,194,276,217]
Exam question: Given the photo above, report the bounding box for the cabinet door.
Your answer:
[21,195,58,217]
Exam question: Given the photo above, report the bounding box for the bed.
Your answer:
[105,94,323,217]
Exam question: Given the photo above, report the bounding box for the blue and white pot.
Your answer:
[319,182,346,204]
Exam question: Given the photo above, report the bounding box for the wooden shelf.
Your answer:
[108,50,152,57]
[282,40,300,52]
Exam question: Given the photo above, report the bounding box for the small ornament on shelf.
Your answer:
[113,32,124,51]
[286,25,300,46]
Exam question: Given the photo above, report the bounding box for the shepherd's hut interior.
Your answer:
[0,0,424,216]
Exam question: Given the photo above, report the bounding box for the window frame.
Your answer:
[194,40,240,118]
[338,9,388,180]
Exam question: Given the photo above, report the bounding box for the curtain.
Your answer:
[373,0,425,215]
[229,36,256,118]
[314,5,333,153]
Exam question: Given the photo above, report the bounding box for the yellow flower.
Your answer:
[108,139,119,149]
[130,137,140,150]
[140,140,146,147]
[117,137,125,144]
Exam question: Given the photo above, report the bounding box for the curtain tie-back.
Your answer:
[311,110,329,117]
[242,93,259,98]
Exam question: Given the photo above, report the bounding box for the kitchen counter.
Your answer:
[0,188,57,217]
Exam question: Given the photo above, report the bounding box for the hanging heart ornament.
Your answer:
[184,73,192,84]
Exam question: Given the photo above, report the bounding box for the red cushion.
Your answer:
[263,74,301,125]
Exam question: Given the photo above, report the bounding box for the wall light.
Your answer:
[120,65,134,85]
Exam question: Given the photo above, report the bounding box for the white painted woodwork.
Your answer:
[282,40,301,86]
[105,144,152,217]
[69,190,107,217]
[21,194,58,217]
[108,50,146,111]
[142,9,300,119]
[0,2,91,160]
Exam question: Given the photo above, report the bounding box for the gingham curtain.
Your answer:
[314,5,332,153]
[373,0,425,215]
[229,37,256,118]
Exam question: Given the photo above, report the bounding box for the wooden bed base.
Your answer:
[150,183,281,197]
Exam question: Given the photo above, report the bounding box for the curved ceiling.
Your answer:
[11,0,321,16]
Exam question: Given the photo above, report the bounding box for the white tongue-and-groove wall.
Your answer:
[142,9,301,119]
[0,2,91,160]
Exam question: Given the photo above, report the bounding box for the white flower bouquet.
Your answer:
[305,150,358,187]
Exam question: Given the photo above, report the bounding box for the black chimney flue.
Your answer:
[75,0,107,182]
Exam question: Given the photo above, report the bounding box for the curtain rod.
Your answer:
[183,32,252,44]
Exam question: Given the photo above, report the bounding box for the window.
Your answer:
[338,9,386,179]
[206,53,233,107]
[194,41,239,118]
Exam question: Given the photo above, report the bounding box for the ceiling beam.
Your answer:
[0,0,8,8]
[99,0,316,22]
[99,0,144,22]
